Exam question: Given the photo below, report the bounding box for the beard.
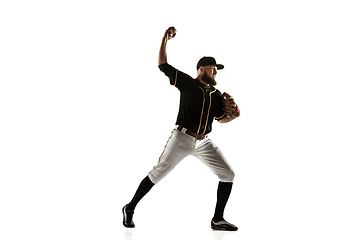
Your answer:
[202,71,217,86]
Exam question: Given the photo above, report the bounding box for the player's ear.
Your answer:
[197,66,203,76]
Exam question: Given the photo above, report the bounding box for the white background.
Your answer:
[1,0,359,240]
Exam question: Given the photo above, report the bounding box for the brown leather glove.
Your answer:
[222,92,240,119]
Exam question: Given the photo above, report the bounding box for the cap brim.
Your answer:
[216,64,224,70]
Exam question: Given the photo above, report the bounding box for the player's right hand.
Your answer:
[164,26,176,40]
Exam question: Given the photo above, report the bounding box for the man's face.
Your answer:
[201,65,218,86]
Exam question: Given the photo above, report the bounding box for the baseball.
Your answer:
[169,27,177,37]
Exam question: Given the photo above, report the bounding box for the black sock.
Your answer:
[127,176,155,211]
[213,181,233,221]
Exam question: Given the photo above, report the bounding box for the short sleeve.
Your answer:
[158,63,195,91]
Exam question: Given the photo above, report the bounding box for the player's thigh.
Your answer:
[194,138,235,181]
[149,130,194,183]
[157,129,194,164]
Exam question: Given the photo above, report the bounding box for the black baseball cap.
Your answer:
[196,56,224,70]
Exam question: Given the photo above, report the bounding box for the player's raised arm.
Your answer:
[158,27,176,66]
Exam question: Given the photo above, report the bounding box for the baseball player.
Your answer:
[122,27,240,231]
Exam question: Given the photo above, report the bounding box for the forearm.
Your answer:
[219,106,240,123]
[158,37,168,66]
[158,27,176,66]
[219,117,236,123]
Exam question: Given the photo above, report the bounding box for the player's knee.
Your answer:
[227,169,235,182]
[220,169,235,182]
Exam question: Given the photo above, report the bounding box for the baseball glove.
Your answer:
[222,92,240,119]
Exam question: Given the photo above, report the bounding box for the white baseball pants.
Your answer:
[148,127,235,184]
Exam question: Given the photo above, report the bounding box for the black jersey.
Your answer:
[159,62,226,135]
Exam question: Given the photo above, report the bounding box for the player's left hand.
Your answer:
[222,92,240,118]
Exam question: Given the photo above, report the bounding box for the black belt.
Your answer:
[177,126,206,140]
